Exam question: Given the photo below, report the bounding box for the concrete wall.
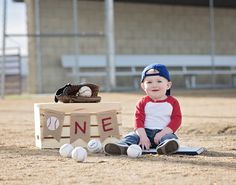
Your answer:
[25,0,236,93]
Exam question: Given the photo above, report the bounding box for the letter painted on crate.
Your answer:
[97,110,120,142]
[70,113,90,143]
[74,121,87,134]
[102,117,113,132]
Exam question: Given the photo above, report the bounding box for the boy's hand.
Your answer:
[135,128,151,150]
[154,132,164,145]
[139,136,151,150]
[154,127,173,145]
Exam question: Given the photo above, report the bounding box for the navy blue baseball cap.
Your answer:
[141,63,171,95]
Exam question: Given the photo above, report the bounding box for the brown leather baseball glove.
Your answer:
[54,83,101,103]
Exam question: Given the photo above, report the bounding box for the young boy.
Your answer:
[104,63,182,155]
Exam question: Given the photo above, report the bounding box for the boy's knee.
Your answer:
[122,132,140,144]
[160,133,178,143]
[125,132,140,140]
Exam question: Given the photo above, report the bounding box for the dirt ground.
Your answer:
[0,89,236,185]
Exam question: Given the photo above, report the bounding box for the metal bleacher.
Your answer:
[0,48,22,95]
[61,54,236,89]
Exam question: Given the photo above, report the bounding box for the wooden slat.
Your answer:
[39,125,123,137]
[35,102,121,114]
[39,113,122,126]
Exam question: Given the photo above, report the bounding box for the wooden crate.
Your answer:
[34,102,122,149]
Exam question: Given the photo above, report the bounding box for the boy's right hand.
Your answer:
[135,128,151,150]
[139,136,151,150]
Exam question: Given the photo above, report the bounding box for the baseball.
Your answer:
[46,116,60,131]
[87,139,102,153]
[77,86,92,97]
[71,146,87,162]
[59,143,74,158]
[127,144,142,158]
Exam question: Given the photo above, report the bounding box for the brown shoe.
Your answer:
[104,143,128,155]
[156,139,179,155]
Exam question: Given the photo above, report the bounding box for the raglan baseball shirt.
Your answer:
[134,95,182,133]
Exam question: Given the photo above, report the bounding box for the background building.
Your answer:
[4,0,236,93]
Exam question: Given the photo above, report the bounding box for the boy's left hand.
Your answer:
[154,127,173,145]
[154,132,164,145]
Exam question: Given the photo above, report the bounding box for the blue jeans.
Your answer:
[118,128,178,149]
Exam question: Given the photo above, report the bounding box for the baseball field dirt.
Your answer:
[0,89,235,185]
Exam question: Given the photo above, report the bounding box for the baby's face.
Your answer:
[141,69,171,100]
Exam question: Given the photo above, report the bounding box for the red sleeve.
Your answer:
[134,97,147,129]
[167,97,182,133]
